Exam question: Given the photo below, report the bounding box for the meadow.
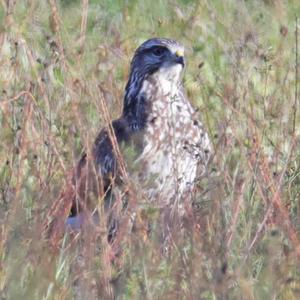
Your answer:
[1,0,300,299]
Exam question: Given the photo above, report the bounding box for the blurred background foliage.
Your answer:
[1,0,300,299]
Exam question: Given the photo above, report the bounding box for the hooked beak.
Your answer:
[174,50,185,66]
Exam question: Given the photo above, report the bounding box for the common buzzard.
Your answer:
[47,38,212,245]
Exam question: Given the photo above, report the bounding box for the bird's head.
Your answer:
[123,38,186,127]
[130,38,185,83]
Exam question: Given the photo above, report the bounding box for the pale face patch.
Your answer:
[152,64,184,96]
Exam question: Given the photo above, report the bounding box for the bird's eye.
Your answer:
[152,47,166,56]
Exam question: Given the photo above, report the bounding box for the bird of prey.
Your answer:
[46,38,211,246]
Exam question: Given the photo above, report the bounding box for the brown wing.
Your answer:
[44,118,131,249]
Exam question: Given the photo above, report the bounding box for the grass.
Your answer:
[1,0,300,299]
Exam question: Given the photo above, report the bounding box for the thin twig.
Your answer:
[78,0,89,59]
[293,16,299,135]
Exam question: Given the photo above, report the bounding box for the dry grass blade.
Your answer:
[1,1,300,299]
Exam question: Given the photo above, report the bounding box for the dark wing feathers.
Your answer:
[93,118,131,177]
[69,118,131,215]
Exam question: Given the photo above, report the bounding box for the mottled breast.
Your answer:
[135,74,211,207]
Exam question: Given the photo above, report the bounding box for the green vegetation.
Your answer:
[1,0,300,299]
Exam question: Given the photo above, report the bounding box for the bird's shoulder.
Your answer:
[93,117,130,161]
